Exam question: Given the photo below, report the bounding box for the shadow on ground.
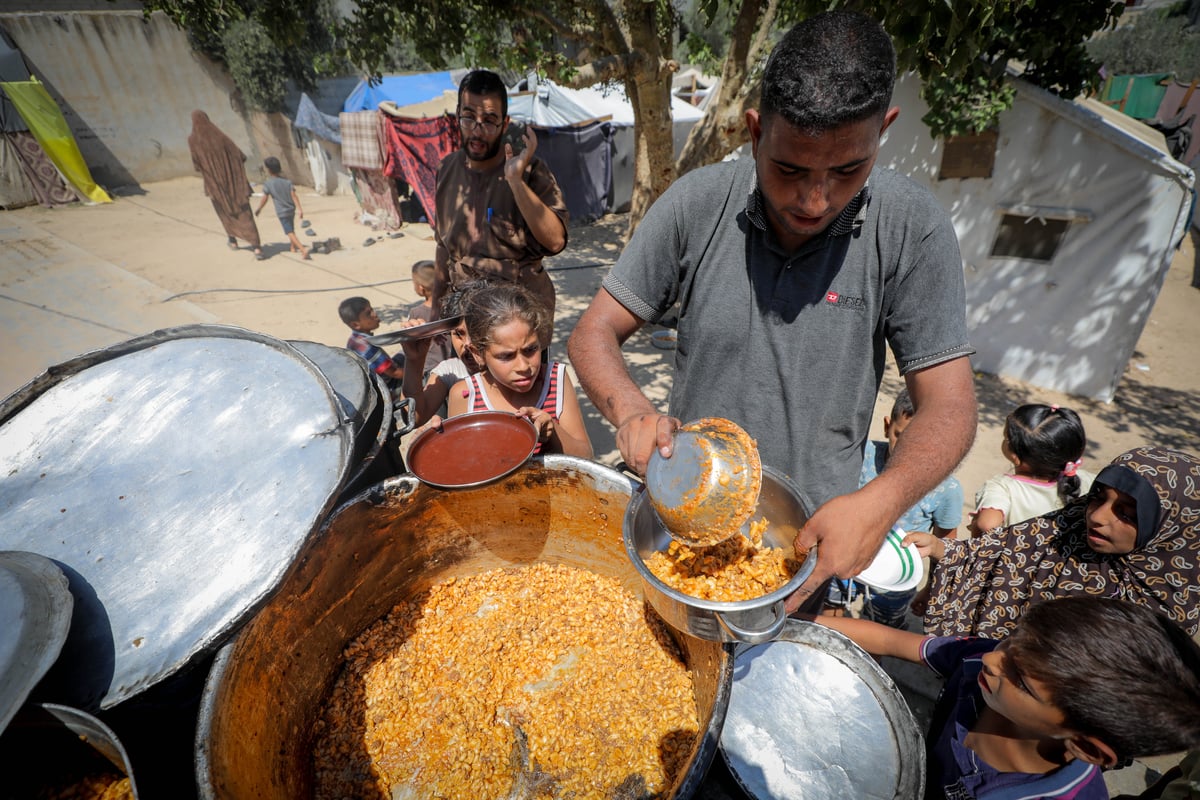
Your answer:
[546,214,676,467]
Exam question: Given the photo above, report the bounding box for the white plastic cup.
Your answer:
[855,527,923,592]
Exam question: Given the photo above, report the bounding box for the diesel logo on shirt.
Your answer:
[825,291,866,310]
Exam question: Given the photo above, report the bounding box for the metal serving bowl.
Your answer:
[625,466,817,645]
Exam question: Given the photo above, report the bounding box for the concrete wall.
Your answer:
[0,10,308,190]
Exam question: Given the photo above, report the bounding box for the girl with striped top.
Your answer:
[447,283,592,457]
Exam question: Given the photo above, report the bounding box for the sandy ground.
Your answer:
[4,176,1197,514]
[2,177,1198,794]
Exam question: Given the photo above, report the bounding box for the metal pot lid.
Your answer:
[0,551,73,735]
[288,340,374,432]
[720,619,924,799]
[0,325,354,710]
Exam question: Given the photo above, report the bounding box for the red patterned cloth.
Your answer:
[380,113,458,229]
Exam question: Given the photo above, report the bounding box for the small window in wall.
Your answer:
[990,214,1074,262]
[938,129,999,180]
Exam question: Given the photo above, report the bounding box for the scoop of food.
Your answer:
[644,417,762,547]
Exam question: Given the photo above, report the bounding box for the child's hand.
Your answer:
[902,531,945,561]
[400,335,432,361]
[518,407,555,443]
[414,415,444,436]
[909,585,932,617]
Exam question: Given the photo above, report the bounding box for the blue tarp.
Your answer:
[342,72,458,113]
[295,93,341,143]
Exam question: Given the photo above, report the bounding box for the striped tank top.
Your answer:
[465,361,565,454]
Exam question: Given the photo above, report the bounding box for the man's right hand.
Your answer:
[616,412,680,475]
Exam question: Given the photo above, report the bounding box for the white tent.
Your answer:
[508,79,705,212]
[878,72,1195,402]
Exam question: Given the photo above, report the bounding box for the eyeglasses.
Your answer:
[458,116,501,136]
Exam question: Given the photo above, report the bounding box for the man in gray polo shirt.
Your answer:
[567,10,978,611]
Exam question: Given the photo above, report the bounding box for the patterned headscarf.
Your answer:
[924,447,1200,639]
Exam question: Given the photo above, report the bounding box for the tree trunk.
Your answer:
[675,0,778,175]
[624,65,677,238]
[622,3,677,239]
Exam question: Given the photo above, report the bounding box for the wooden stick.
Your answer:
[1176,77,1199,115]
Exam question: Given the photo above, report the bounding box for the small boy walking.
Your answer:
[255,156,310,260]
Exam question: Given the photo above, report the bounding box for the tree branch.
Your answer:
[523,7,605,52]
[561,52,641,88]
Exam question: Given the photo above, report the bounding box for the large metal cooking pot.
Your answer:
[288,339,412,499]
[196,456,733,800]
[625,466,817,645]
[1,702,141,798]
[0,324,353,711]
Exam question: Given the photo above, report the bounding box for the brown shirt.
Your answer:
[433,150,568,322]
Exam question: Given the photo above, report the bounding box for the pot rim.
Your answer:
[623,465,818,612]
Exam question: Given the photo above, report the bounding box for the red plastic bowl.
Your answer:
[407,411,538,489]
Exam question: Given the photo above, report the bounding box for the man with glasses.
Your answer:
[432,69,569,336]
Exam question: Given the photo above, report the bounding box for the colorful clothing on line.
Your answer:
[924,447,1200,639]
[381,112,458,229]
[464,361,565,455]
[6,130,78,207]
[922,635,1105,800]
[350,167,401,230]
[346,330,398,376]
[339,111,384,170]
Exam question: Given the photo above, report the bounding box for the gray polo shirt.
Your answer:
[603,157,973,508]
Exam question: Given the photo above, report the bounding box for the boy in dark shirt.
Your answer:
[814,597,1200,799]
[255,156,310,260]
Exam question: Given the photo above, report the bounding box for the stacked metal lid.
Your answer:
[0,325,355,714]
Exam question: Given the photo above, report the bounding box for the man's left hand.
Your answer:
[503,125,537,183]
[784,490,893,614]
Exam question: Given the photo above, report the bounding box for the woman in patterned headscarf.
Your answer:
[921,446,1200,639]
[187,110,263,259]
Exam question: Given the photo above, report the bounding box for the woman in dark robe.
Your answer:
[188,110,263,259]
[921,446,1200,639]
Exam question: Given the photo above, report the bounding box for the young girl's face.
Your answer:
[1084,485,1139,555]
[477,319,541,392]
[450,321,469,358]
